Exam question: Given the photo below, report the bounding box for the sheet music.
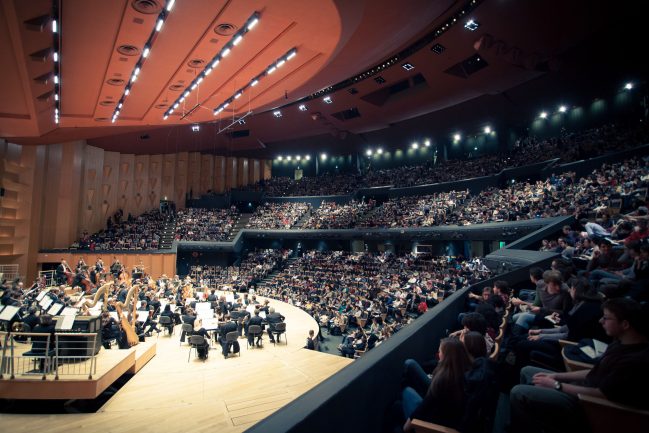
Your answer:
[39,296,53,310]
[259,311,267,319]
[195,302,211,313]
[225,294,235,303]
[36,289,50,301]
[246,304,256,314]
[0,305,19,321]
[109,311,119,321]
[195,291,204,300]
[137,311,149,322]
[201,317,219,330]
[48,303,64,315]
[56,314,76,330]
[60,307,79,316]
[184,297,196,306]
[593,339,608,356]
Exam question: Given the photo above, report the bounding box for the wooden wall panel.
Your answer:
[80,145,105,235]
[237,158,249,187]
[187,152,200,200]
[214,156,225,193]
[226,157,237,190]
[148,154,162,209]
[200,154,214,195]
[36,252,177,278]
[175,152,189,209]
[102,151,120,228]
[118,154,135,217]
[133,155,149,215]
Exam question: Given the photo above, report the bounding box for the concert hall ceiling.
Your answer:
[0,0,645,155]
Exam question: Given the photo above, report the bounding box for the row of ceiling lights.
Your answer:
[275,155,312,161]
[215,47,297,118]
[51,1,59,124]
[163,11,261,120]
[112,0,177,123]
[537,82,636,119]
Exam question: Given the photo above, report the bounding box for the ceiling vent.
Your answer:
[444,54,488,78]
[99,100,115,106]
[131,0,163,15]
[331,107,361,121]
[117,45,140,56]
[107,78,125,86]
[214,23,237,36]
[168,84,184,91]
[188,59,206,68]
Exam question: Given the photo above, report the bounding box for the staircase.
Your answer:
[159,218,176,249]
[292,208,313,229]
[227,213,253,241]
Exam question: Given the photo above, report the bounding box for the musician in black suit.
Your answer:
[218,316,238,358]
[265,307,285,343]
[247,310,264,346]
[55,259,68,285]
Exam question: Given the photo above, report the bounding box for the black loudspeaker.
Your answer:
[0,187,5,197]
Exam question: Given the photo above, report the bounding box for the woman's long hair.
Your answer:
[430,337,472,404]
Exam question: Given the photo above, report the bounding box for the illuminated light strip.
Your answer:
[212,48,297,116]
[112,0,175,123]
[52,1,60,124]
[163,11,261,120]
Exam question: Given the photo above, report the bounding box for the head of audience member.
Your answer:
[543,270,563,295]
[39,314,54,327]
[600,298,647,340]
[529,267,544,284]
[431,337,473,403]
[568,277,600,302]
[492,280,510,297]
[481,287,492,301]
[461,312,488,336]
[462,331,487,360]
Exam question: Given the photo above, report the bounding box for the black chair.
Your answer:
[225,331,240,357]
[188,335,207,362]
[247,325,263,349]
[179,323,193,345]
[271,322,286,346]
[158,316,173,336]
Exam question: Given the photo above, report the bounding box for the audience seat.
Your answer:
[271,322,286,346]
[579,394,649,433]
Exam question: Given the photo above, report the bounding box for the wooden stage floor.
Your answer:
[0,297,352,432]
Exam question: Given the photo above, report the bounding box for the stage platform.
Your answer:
[0,297,352,432]
[0,340,157,400]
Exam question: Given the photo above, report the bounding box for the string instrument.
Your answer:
[80,273,95,295]
[181,283,192,303]
[115,284,140,347]
[82,281,113,312]
[63,263,75,286]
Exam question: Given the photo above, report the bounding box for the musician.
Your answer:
[75,258,87,273]
[55,259,69,285]
[110,257,123,280]
[100,311,120,349]
[247,310,264,346]
[218,315,238,358]
[265,307,286,343]
[31,314,56,355]
[21,307,39,331]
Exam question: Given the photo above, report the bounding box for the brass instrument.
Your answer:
[115,284,140,347]
[81,281,113,312]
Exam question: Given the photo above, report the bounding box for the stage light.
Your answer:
[156,18,164,32]
[624,82,633,90]
[539,111,548,119]
[323,96,332,104]
[273,110,282,118]
[166,0,176,11]
[298,104,307,111]
[424,139,431,147]
[411,142,419,149]
[465,19,479,31]
[251,79,259,86]
[366,149,373,156]
[558,105,567,113]
[484,126,491,134]
[377,148,383,154]
[192,124,200,132]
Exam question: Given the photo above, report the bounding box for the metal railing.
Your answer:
[0,331,98,380]
[0,264,19,282]
[38,270,56,287]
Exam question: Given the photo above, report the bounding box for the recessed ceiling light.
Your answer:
[298,104,307,111]
[624,82,633,90]
[539,111,548,119]
[402,63,414,71]
[431,43,445,54]
[558,105,567,113]
[273,110,282,118]
[323,96,332,104]
[464,19,479,31]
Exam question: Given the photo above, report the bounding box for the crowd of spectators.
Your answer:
[72,210,166,250]
[255,251,492,358]
[303,199,376,229]
[174,207,239,241]
[246,202,311,229]
[243,122,649,196]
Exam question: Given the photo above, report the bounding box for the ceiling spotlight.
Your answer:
[277,156,283,161]
[166,0,176,11]
[142,46,150,58]
[474,146,478,151]
[484,126,491,134]
[453,133,461,141]
[296,155,301,160]
[402,63,414,71]
[377,148,383,154]
[222,47,231,57]
[539,111,548,119]
[205,67,212,75]
[298,104,307,111]
[464,19,479,31]
[558,105,567,113]
[118,102,123,109]
[234,91,242,99]
[163,114,168,120]
[424,139,431,147]
[624,82,633,90]
[323,96,332,104]
[52,19,57,33]
[305,155,311,160]
[191,124,200,132]
[54,74,59,84]
[54,93,59,101]
[232,35,243,46]
[156,18,164,32]
[125,87,130,96]
[286,49,297,60]
[412,142,419,149]
[173,102,179,109]
[366,149,373,156]
[196,76,204,85]
[212,58,220,68]
[321,153,327,160]
[53,52,58,62]
[286,155,292,160]
[251,79,259,87]
[273,110,282,118]
[267,65,277,74]
[276,59,286,68]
